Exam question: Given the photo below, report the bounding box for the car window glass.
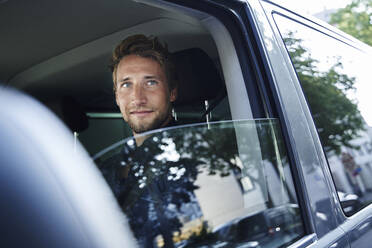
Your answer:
[274,14,372,216]
[95,119,305,247]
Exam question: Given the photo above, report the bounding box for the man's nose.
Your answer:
[131,84,147,105]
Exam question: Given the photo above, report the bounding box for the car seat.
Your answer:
[0,87,136,247]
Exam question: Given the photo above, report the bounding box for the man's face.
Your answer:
[115,55,177,135]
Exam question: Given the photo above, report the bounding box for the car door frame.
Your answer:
[138,0,353,247]
[253,0,372,247]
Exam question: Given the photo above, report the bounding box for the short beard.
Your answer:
[128,110,171,134]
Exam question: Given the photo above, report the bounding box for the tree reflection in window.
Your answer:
[96,120,304,247]
[283,32,364,155]
[275,14,372,215]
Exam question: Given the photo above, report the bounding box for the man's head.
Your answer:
[110,34,177,135]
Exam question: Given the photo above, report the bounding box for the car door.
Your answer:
[256,0,372,247]
[99,0,360,246]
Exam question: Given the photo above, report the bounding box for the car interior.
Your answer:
[0,0,251,156]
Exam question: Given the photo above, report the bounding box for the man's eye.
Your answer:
[146,80,158,86]
[120,82,131,88]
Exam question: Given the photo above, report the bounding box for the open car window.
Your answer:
[95,119,304,247]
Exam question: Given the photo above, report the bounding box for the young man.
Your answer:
[110,34,178,146]
[107,35,191,248]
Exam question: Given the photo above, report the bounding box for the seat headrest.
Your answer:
[172,48,224,106]
[48,96,88,133]
[61,96,88,132]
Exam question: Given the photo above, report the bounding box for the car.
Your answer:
[1,0,372,247]
[337,191,363,216]
[206,204,302,247]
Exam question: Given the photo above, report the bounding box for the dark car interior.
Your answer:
[0,0,233,156]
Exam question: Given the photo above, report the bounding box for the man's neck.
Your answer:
[133,115,174,147]
[134,134,149,147]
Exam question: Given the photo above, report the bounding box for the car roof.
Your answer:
[1,0,170,82]
[1,0,216,111]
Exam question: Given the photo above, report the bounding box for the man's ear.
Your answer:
[170,87,177,103]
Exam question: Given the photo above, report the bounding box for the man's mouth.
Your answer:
[129,110,154,117]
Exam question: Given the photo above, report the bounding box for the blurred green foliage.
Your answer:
[330,0,372,46]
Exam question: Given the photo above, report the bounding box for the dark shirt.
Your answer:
[98,119,201,248]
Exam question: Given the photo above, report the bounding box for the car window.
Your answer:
[95,119,304,247]
[274,14,372,216]
[78,2,308,247]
